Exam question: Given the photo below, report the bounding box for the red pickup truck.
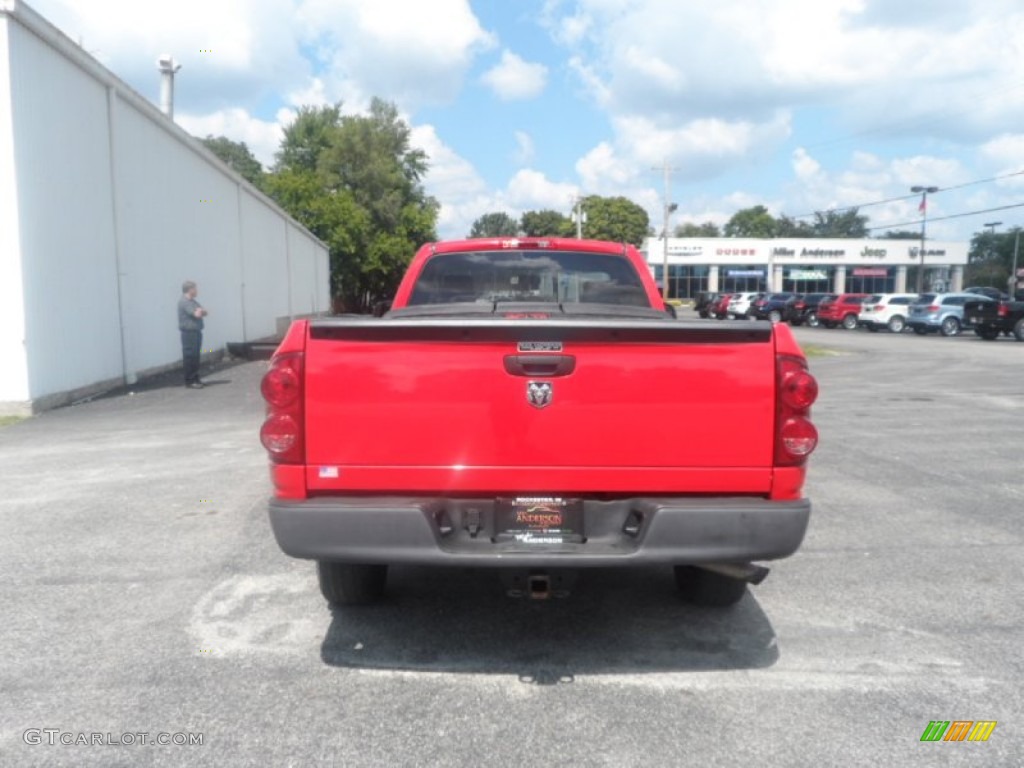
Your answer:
[262,238,818,608]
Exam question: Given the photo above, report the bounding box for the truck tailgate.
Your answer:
[303,320,777,494]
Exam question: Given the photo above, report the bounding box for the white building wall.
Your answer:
[0,1,328,412]
[7,17,124,399]
[0,15,29,404]
[239,189,290,340]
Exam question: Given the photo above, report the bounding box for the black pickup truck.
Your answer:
[964,298,1024,341]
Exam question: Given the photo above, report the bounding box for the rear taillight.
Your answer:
[260,351,304,464]
[927,305,940,312]
[874,304,884,311]
[998,303,1009,317]
[775,355,818,466]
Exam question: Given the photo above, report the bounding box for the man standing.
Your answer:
[178,280,208,389]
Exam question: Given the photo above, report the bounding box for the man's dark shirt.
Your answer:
[178,296,204,331]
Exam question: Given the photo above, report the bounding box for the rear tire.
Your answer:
[806,312,820,328]
[768,309,782,323]
[939,316,961,337]
[887,315,906,333]
[841,313,859,330]
[674,566,747,607]
[317,562,387,606]
[1015,318,1024,342]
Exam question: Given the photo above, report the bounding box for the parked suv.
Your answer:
[907,293,995,337]
[817,294,868,329]
[709,293,733,319]
[788,293,833,327]
[748,292,798,322]
[857,293,918,333]
[726,292,761,318]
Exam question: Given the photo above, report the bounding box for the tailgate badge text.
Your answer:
[526,381,553,409]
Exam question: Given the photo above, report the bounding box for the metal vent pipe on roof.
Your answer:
[157,54,181,119]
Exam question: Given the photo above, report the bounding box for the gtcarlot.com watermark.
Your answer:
[24,729,203,747]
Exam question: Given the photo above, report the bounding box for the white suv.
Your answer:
[726,292,761,318]
[858,293,918,333]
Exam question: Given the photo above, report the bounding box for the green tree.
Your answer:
[580,195,649,245]
[811,209,868,238]
[673,221,721,237]
[266,99,438,312]
[520,209,574,237]
[469,211,519,237]
[723,205,778,238]
[775,215,813,237]
[965,228,1018,289]
[200,135,264,188]
[274,104,342,174]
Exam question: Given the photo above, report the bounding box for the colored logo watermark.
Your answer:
[920,721,997,742]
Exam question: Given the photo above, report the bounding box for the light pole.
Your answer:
[662,201,678,301]
[912,185,938,293]
[1011,230,1020,299]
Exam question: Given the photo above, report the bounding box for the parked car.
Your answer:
[816,294,868,329]
[726,292,761,318]
[963,286,1009,301]
[709,293,733,319]
[788,293,834,327]
[748,292,798,322]
[857,293,919,333]
[907,293,995,336]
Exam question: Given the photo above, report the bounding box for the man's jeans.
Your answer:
[181,330,202,385]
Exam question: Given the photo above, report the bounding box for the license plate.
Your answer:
[494,497,584,544]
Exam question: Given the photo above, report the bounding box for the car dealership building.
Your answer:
[641,237,970,299]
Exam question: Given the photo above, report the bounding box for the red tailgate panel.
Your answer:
[304,338,775,492]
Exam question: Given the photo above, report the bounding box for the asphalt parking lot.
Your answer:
[1,326,1021,767]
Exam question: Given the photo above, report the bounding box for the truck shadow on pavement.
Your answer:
[320,565,779,681]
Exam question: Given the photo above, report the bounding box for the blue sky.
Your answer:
[29,0,1024,242]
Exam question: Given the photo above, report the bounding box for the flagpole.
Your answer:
[911,185,938,293]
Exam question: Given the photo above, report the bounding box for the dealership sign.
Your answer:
[788,269,828,280]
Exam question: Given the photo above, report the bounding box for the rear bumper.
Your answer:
[268,496,811,567]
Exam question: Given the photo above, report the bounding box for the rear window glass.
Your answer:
[408,250,650,306]
[915,294,936,304]
[842,296,864,304]
[864,295,883,303]
[890,297,912,305]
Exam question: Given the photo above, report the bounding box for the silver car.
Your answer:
[907,293,994,337]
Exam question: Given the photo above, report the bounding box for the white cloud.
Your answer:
[296,0,495,107]
[505,170,578,211]
[177,107,285,167]
[481,51,548,101]
[31,0,310,112]
[513,132,536,166]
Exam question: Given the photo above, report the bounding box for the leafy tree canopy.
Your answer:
[724,205,778,238]
[673,221,721,237]
[265,99,438,312]
[520,209,574,237]
[469,211,519,238]
[200,135,264,188]
[580,195,649,245]
[811,209,869,238]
